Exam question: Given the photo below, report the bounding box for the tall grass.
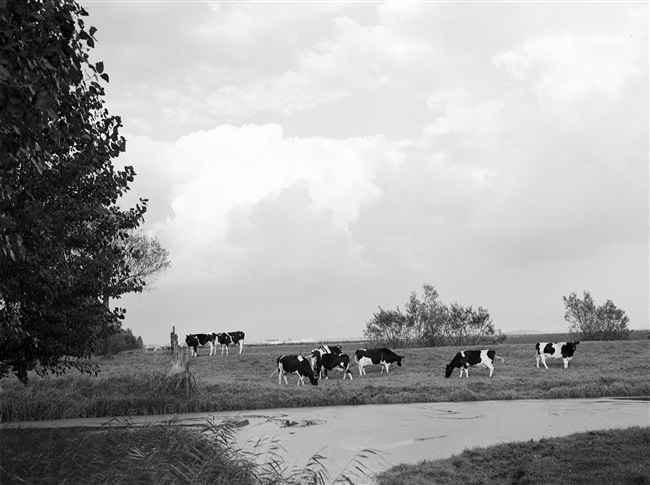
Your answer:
[0,419,378,485]
[1,339,649,422]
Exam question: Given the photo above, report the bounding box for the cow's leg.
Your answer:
[563,357,570,369]
[278,369,283,385]
[221,345,225,356]
[541,356,548,369]
[535,354,540,368]
[209,343,215,357]
[486,362,495,377]
[239,340,244,354]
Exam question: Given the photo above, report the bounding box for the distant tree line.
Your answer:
[363,283,506,348]
[364,286,632,348]
[96,328,143,357]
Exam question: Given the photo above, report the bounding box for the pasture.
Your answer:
[2,339,649,422]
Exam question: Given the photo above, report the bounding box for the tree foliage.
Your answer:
[119,230,170,293]
[0,0,147,383]
[364,283,504,347]
[442,303,499,346]
[364,307,409,348]
[563,291,630,341]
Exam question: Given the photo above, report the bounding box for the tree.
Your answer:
[0,0,147,383]
[98,230,170,356]
[120,230,170,293]
[363,307,408,348]
[404,284,447,346]
[563,291,630,340]
[363,283,504,348]
[442,303,498,346]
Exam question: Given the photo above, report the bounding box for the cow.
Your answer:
[313,344,342,356]
[445,349,505,378]
[354,348,403,376]
[275,355,319,386]
[312,351,353,380]
[185,333,217,358]
[228,331,245,354]
[310,345,343,378]
[535,341,580,369]
[217,331,245,355]
[216,333,231,355]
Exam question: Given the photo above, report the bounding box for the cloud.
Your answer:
[118,124,402,285]
[493,34,642,105]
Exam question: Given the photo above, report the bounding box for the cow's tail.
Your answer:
[268,369,278,379]
[495,355,505,364]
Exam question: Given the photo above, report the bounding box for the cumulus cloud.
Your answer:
[493,34,642,105]
[118,124,402,285]
[103,1,647,343]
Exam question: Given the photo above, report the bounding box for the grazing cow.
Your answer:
[313,344,342,356]
[354,348,404,376]
[310,345,343,378]
[312,352,353,380]
[217,331,245,355]
[185,333,217,358]
[276,355,319,386]
[445,349,505,378]
[535,341,580,369]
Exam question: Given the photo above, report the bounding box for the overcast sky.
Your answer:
[80,1,648,345]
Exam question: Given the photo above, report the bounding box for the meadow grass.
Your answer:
[376,426,650,485]
[1,339,649,422]
[1,339,648,484]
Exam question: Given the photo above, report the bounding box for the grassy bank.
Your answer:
[376,426,650,485]
[1,339,649,422]
[1,423,647,484]
[0,420,372,485]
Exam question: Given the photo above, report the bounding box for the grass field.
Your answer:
[1,339,649,484]
[1,339,649,422]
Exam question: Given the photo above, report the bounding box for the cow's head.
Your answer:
[445,364,454,378]
[310,351,321,373]
[396,355,403,367]
[300,360,319,385]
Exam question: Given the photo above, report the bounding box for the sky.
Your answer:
[79,1,648,345]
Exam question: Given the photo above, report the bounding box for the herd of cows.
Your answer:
[185,331,246,357]
[184,332,581,387]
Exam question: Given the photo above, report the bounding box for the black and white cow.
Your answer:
[185,333,217,358]
[276,355,319,386]
[310,345,343,378]
[313,345,342,356]
[535,341,579,369]
[217,331,245,355]
[445,349,504,378]
[312,351,353,380]
[354,348,404,376]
